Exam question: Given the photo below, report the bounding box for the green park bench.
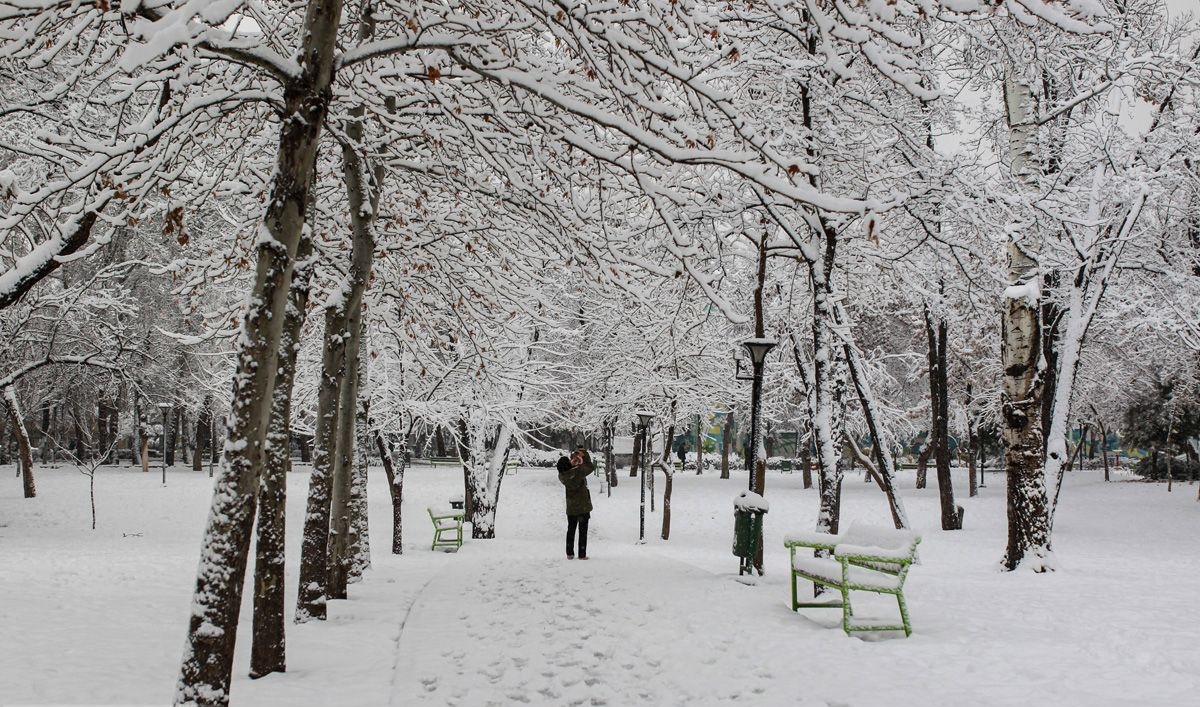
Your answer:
[428,506,465,551]
[426,456,460,467]
[783,523,921,637]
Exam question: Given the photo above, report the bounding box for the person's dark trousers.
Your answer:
[566,513,590,558]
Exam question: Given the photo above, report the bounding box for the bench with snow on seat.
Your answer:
[783,522,921,637]
[428,506,465,551]
[425,456,460,467]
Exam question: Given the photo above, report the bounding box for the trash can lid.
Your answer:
[733,490,769,513]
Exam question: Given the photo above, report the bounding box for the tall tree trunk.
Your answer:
[1000,73,1051,573]
[375,429,405,554]
[915,435,933,489]
[194,395,211,472]
[809,279,845,537]
[138,409,150,473]
[967,414,979,499]
[459,416,513,539]
[661,418,675,540]
[178,405,190,467]
[1097,420,1110,482]
[1001,256,1050,569]
[648,426,656,512]
[435,427,447,457]
[72,403,85,463]
[39,401,51,464]
[695,414,703,475]
[4,387,35,498]
[1040,271,1062,454]
[249,231,312,679]
[720,410,732,479]
[348,392,371,583]
[327,127,380,599]
[296,306,348,623]
[0,408,8,466]
[927,308,962,530]
[211,416,221,466]
[165,404,176,467]
[298,434,312,463]
[965,383,979,497]
[96,400,108,463]
[661,461,673,540]
[176,1,343,702]
[603,417,616,490]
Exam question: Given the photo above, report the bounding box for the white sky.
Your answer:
[1165,0,1196,20]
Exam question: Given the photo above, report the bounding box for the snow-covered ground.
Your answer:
[2,461,1197,706]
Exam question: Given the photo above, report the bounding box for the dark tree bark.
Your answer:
[296,306,346,623]
[660,417,675,540]
[1040,270,1063,454]
[661,463,673,540]
[165,404,176,467]
[926,307,962,530]
[175,1,344,701]
[0,409,8,466]
[194,395,211,472]
[695,414,703,475]
[435,426,447,457]
[72,402,85,463]
[375,430,405,554]
[211,417,221,466]
[720,410,732,479]
[96,401,108,463]
[4,387,35,498]
[603,418,616,490]
[39,402,51,464]
[1097,419,1110,482]
[348,393,371,584]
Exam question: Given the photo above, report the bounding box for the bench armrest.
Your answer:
[834,542,916,563]
[783,530,842,550]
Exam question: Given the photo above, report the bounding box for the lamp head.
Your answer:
[742,338,777,366]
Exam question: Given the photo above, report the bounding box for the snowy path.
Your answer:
[391,542,809,707]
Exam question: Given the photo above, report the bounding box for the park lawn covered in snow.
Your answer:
[1,461,1197,707]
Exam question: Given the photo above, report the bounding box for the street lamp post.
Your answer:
[740,339,776,494]
[636,410,653,544]
[158,403,170,486]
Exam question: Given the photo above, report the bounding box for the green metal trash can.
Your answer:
[732,491,769,576]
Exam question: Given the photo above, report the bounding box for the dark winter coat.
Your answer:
[559,458,594,516]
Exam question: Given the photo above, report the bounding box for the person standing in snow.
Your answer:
[557,446,593,559]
